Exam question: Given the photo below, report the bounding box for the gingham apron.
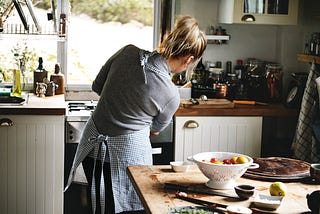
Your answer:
[64,117,152,213]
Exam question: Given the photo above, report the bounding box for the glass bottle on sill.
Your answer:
[12,53,22,97]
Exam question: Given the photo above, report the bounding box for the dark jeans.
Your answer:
[82,157,146,214]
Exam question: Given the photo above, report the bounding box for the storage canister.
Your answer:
[265,63,282,102]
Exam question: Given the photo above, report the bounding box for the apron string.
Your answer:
[89,134,108,214]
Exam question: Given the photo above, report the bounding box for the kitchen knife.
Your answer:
[233,100,268,106]
[164,183,239,199]
[176,193,228,209]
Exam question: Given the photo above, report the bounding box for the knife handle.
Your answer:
[233,100,255,105]
[164,183,188,191]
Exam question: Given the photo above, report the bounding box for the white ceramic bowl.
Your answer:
[188,152,259,189]
[170,161,193,173]
[253,194,283,210]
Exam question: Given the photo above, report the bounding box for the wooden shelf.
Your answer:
[297,54,320,64]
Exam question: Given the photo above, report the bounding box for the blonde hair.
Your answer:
[159,16,207,60]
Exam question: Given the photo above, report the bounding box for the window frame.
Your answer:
[58,0,161,92]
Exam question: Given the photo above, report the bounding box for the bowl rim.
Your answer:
[190,151,254,166]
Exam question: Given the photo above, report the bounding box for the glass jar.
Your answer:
[226,73,238,100]
[248,74,266,102]
[265,63,282,102]
[310,32,320,56]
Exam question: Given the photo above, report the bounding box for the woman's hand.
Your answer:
[150,130,160,136]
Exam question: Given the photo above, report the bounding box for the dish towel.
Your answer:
[292,62,320,163]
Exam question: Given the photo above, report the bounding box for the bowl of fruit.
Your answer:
[188,152,259,190]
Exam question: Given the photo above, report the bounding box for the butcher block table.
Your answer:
[127,165,320,214]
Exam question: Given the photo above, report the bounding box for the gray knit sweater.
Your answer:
[92,45,180,136]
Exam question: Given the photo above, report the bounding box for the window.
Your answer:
[0,0,156,92]
[65,0,155,89]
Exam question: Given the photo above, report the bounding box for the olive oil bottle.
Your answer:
[12,54,22,97]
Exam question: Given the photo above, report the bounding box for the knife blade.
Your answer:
[164,183,239,199]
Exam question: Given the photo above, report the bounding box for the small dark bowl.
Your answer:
[234,185,255,199]
[310,163,320,182]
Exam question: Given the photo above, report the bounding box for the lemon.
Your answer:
[236,156,249,164]
[269,182,287,196]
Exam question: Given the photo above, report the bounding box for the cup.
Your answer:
[310,163,320,182]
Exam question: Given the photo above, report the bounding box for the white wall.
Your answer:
[175,0,320,94]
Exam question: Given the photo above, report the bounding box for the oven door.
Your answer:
[150,120,174,165]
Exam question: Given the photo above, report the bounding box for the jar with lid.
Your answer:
[265,63,282,102]
[310,32,320,55]
[225,73,238,100]
[248,74,266,102]
[207,68,224,87]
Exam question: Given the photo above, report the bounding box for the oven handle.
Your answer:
[152,147,162,155]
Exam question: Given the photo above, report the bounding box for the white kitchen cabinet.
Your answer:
[175,116,262,161]
[218,0,299,25]
[0,115,64,214]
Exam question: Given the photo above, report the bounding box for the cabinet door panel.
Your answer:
[0,115,64,214]
[175,116,262,161]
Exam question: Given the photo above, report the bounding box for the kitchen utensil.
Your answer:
[187,152,259,189]
[164,183,239,199]
[181,98,234,108]
[244,157,310,181]
[234,185,255,199]
[233,100,268,106]
[168,206,225,214]
[175,192,228,209]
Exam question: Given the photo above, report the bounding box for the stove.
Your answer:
[64,100,174,167]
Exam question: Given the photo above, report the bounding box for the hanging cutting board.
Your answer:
[244,157,310,181]
[180,98,234,109]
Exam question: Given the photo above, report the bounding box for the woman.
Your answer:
[65,15,207,214]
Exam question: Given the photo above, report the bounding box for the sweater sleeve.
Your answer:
[151,94,180,132]
[92,45,128,95]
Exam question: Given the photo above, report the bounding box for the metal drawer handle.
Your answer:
[0,118,14,127]
[184,120,199,128]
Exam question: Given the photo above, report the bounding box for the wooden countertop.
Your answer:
[175,103,299,117]
[127,165,319,214]
[0,93,66,115]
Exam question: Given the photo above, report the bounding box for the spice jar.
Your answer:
[265,64,282,102]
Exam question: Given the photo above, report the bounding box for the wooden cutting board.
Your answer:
[180,98,234,108]
[244,157,310,181]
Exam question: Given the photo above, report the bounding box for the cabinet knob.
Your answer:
[184,120,199,128]
[0,118,14,127]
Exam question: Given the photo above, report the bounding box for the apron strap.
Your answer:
[89,134,108,214]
